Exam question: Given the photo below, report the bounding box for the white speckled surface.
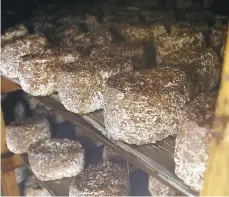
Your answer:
[6,117,51,154]
[18,49,79,96]
[28,138,85,181]
[161,48,220,94]
[1,24,28,43]
[104,67,194,145]
[58,57,133,114]
[69,162,130,196]
[1,34,48,79]
[174,92,217,192]
[155,31,205,64]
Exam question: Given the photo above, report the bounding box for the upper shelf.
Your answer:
[2,76,197,196]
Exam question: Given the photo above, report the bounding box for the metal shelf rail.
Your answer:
[2,76,196,196]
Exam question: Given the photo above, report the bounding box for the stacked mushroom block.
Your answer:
[18,49,80,96]
[54,24,113,49]
[1,24,28,43]
[57,57,133,114]
[69,162,130,196]
[103,67,193,145]
[1,34,48,78]
[90,42,157,69]
[1,5,228,195]
[161,48,220,94]
[28,139,85,181]
[6,117,51,154]
[174,92,218,192]
[115,23,161,42]
[170,22,209,35]
[155,31,205,64]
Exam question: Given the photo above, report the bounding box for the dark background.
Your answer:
[2,0,229,31]
[1,0,228,195]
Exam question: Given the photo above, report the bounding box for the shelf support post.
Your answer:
[1,77,22,196]
[201,26,229,196]
[1,111,21,196]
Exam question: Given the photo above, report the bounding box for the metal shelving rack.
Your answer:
[2,76,196,196]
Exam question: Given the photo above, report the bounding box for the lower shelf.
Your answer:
[37,95,196,196]
[3,76,196,196]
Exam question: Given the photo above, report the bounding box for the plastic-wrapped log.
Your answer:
[114,22,169,42]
